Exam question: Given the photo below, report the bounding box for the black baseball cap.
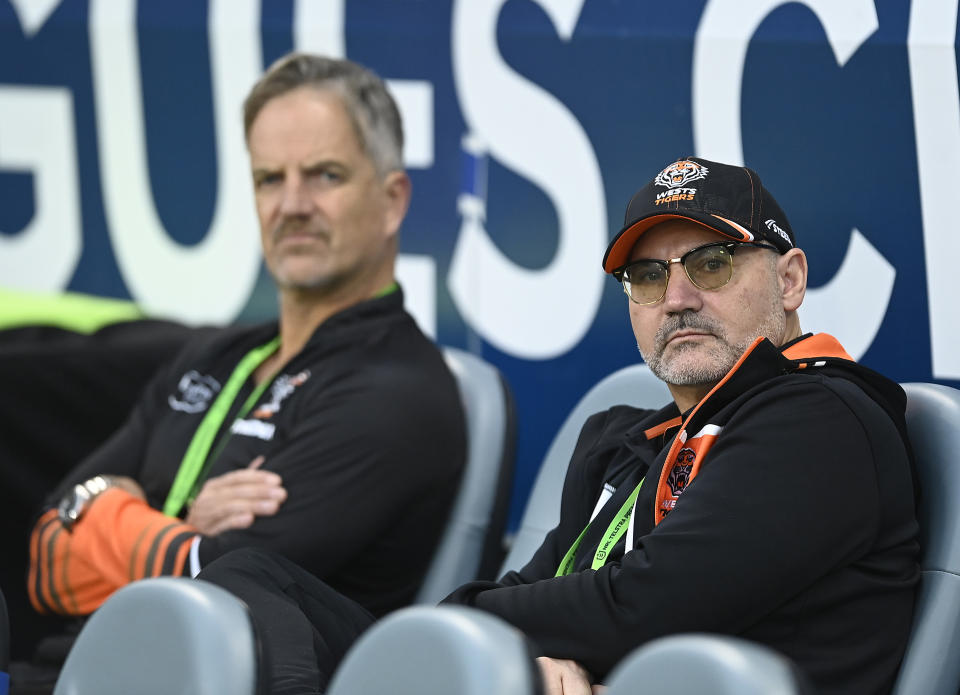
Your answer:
[602,157,796,273]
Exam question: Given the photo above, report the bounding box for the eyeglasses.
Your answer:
[613,241,779,305]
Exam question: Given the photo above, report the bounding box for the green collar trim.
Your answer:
[373,281,399,299]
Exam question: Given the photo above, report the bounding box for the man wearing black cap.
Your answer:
[601,157,803,412]
[201,157,919,695]
[447,157,918,695]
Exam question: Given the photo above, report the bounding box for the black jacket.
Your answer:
[445,333,918,695]
[48,288,467,616]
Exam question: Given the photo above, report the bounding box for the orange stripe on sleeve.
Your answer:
[27,510,59,613]
[57,530,82,615]
[27,489,198,615]
[142,522,184,577]
[168,534,194,577]
[43,526,70,615]
[127,520,161,582]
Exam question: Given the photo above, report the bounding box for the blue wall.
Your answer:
[2,0,958,528]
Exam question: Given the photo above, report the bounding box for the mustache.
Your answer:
[272,219,329,244]
[654,311,724,352]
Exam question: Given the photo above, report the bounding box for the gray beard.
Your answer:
[640,307,785,387]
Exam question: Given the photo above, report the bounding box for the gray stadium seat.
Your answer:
[326,605,540,695]
[501,363,670,572]
[53,578,258,695]
[892,383,960,695]
[416,348,515,603]
[604,634,805,695]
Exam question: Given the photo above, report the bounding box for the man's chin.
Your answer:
[269,261,335,290]
[660,367,721,387]
[653,347,738,386]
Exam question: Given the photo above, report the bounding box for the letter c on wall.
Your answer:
[693,0,893,359]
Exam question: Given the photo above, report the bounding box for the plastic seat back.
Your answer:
[893,383,960,695]
[53,578,258,695]
[604,634,806,695]
[327,605,539,695]
[501,363,669,573]
[417,348,515,603]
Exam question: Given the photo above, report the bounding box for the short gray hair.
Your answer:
[244,52,403,175]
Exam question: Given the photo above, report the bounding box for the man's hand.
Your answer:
[185,456,287,535]
[537,657,606,695]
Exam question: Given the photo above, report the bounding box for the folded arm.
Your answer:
[28,488,198,615]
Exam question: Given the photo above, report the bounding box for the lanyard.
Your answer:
[555,478,644,577]
[162,336,281,518]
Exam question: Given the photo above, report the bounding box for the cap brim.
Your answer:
[602,212,758,273]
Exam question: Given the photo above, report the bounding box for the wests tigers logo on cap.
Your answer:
[655,160,709,188]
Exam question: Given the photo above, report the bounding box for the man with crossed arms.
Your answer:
[28,54,465,630]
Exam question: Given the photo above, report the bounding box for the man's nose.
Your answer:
[279,177,312,216]
[662,261,703,313]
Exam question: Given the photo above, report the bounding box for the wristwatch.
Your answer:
[57,475,115,531]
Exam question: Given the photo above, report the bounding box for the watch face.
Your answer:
[58,483,91,528]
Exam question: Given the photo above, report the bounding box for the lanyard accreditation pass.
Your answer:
[555,478,644,577]
[162,336,281,518]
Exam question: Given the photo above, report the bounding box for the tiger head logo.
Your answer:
[667,448,696,496]
[655,160,709,188]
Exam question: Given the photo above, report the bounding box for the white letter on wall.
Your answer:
[908,0,960,380]
[294,0,345,59]
[449,0,606,359]
[89,0,262,324]
[693,0,892,359]
[0,86,81,291]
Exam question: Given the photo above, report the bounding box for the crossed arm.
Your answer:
[184,456,286,535]
[28,458,287,616]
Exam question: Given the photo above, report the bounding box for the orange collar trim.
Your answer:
[644,416,683,440]
[781,333,854,362]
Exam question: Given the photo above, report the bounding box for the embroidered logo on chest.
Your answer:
[252,369,311,419]
[168,371,220,413]
[666,448,695,496]
[656,424,722,522]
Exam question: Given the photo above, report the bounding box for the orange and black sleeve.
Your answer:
[27,489,197,616]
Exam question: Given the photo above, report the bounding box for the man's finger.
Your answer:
[254,498,282,516]
[248,455,265,470]
[202,468,283,490]
[537,658,593,695]
[203,482,286,502]
[207,511,256,535]
[537,658,562,695]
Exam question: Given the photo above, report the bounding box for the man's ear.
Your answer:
[778,248,807,312]
[381,170,412,240]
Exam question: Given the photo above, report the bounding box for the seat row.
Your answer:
[16,352,960,694]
